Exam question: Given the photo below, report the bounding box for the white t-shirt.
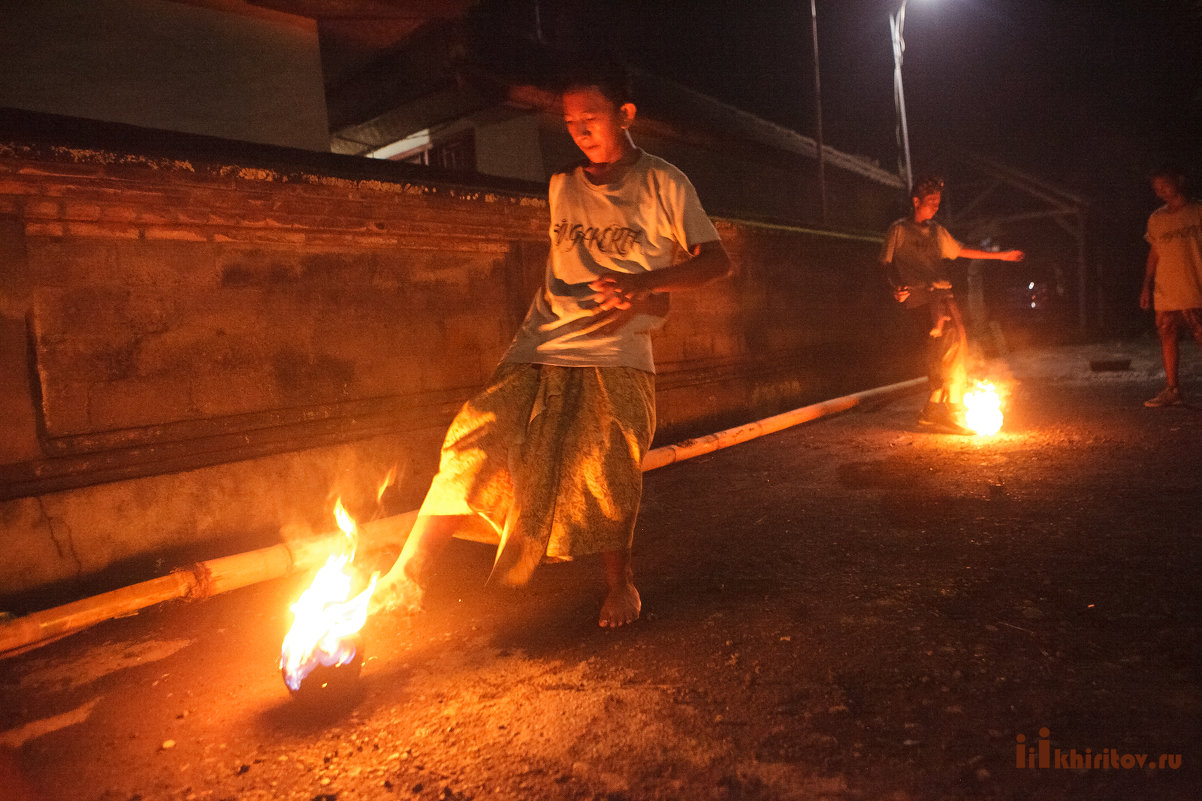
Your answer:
[879,218,962,309]
[503,150,720,373]
[1146,201,1202,311]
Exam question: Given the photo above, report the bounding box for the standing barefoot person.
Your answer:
[375,59,730,627]
[1139,166,1202,407]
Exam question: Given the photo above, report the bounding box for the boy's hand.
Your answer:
[1001,250,1025,262]
[589,272,645,311]
[892,285,911,303]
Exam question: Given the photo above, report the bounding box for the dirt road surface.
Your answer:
[2,339,1199,801]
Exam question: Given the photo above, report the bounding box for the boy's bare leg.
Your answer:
[599,548,641,628]
[1158,325,1180,390]
[373,514,462,614]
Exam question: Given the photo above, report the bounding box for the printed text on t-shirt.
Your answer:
[553,219,643,256]
[1153,222,1202,243]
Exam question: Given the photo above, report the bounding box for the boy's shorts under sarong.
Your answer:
[421,362,656,587]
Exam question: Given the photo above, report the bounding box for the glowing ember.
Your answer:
[280,499,377,693]
[963,380,1004,436]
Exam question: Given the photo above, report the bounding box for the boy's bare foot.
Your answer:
[599,581,641,628]
[370,572,424,616]
[369,513,460,616]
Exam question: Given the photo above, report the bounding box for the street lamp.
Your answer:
[890,0,913,191]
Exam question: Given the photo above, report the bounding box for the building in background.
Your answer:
[0,0,904,230]
[0,0,331,151]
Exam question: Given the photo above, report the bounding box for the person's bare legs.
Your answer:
[599,548,641,628]
[1159,321,1181,391]
[1190,325,1202,354]
[372,514,463,614]
[942,299,969,409]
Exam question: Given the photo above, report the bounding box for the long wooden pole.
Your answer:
[0,512,418,657]
[0,378,922,657]
[642,377,923,471]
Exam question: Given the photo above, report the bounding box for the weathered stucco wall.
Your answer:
[0,113,918,608]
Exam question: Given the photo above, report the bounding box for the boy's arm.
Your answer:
[1139,246,1158,310]
[589,240,732,311]
[959,247,1025,262]
[879,223,912,302]
[880,258,911,303]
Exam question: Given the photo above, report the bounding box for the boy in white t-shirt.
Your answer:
[1139,166,1202,407]
[374,61,731,628]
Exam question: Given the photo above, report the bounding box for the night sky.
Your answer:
[598,0,1201,191]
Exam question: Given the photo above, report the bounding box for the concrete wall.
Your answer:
[0,0,329,152]
[0,113,919,609]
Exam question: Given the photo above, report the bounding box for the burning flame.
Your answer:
[280,498,378,692]
[963,380,1004,436]
[377,466,396,503]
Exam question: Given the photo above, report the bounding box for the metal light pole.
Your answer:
[890,0,913,191]
[809,0,828,223]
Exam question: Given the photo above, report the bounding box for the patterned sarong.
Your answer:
[421,363,655,586]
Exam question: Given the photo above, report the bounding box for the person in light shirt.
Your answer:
[375,59,731,628]
[1139,166,1202,408]
[880,176,1024,433]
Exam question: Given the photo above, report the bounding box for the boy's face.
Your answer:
[912,192,941,222]
[562,86,635,165]
[1152,176,1183,203]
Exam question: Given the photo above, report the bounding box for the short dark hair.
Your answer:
[556,56,634,108]
[911,175,945,200]
[1151,165,1187,190]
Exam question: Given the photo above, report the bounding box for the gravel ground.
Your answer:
[1,337,1199,801]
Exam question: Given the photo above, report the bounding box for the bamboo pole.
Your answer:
[642,377,925,471]
[0,511,418,657]
[0,379,921,657]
